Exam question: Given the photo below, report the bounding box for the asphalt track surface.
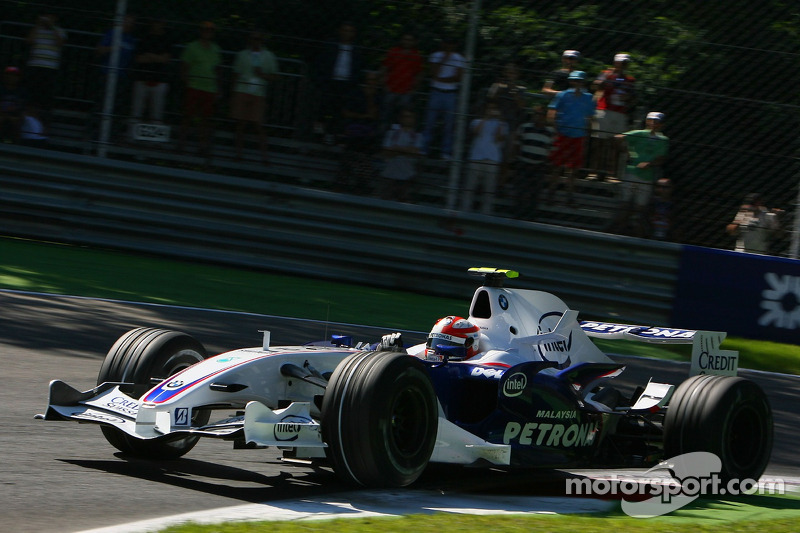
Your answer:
[2,291,799,532]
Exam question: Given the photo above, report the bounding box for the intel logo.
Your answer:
[503,372,527,397]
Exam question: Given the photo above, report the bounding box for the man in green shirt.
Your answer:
[178,21,222,163]
[611,111,669,233]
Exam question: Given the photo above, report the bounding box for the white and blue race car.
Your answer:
[38,268,773,488]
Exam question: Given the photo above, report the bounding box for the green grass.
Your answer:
[2,236,799,374]
[0,237,464,331]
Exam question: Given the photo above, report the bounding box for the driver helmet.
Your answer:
[425,316,481,360]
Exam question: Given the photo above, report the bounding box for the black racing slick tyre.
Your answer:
[321,351,438,487]
[96,327,208,459]
[663,375,773,483]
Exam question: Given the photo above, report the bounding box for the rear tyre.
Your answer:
[96,327,208,459]
[321,351,438,487]
[663,375,772,482]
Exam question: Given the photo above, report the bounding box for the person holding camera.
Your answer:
[726,193,783,255]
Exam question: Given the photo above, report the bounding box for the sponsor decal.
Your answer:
[174,407,190,426]
[71,411,125,424]
[536,409,577,419]
[429,332,464,344]
[498,294,509,310]
[215,356,243,363]
[503,422,599,448]
[503,421,598,447]
[502,372,527,397]
[105,396,139,417]
[273,415,312,442]
[133,123,170,142]
[537,311,572,365]
[165,379,184,389]
[581,322,695,340]
[470,366,504,379]
[759,273,800,330]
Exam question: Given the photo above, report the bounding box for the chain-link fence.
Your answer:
[1,1,798,259]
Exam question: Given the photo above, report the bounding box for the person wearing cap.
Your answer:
[612,111,669,234]
[591,53,636,180]
[541,50,580,98]
[546,70,596,206]
[0,66,26,142]
[726,193,783,255]
[177,21,222,163]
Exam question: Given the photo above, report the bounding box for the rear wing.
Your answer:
[580,321,738,376]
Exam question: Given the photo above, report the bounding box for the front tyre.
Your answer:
[96,327,208,459]
[321,351,438,487]
[663,375,772,483]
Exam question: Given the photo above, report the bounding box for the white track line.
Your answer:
[77,490,614,533]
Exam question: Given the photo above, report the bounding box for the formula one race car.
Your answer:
[38,268,773,487]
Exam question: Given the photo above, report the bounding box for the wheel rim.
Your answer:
[726,403,765,472]
[389,385,431,459]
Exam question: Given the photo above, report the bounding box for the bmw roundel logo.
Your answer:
[498,294,509,310]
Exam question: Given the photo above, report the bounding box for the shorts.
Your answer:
[230,92,265,123]
[592,109,629,138]
[184,87,216,118]
[620,173,654,207]
[549,135,585,169]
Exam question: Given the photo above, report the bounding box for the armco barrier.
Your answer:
[0,143,681,326]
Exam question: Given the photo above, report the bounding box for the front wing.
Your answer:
[36,380,326,448]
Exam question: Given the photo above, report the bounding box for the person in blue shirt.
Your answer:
[546,70,595,206]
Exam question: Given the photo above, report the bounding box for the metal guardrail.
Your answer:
[0,144,681,325]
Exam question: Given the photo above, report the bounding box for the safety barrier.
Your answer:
[0,143,681,326]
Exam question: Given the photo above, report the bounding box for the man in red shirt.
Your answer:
[591,53,636,179]
[379,32,423,131]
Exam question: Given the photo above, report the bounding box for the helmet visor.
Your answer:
[426,332,475,350]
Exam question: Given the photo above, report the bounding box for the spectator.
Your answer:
[591,53,636,180]
[421,35,465,160]
[130,18,173,127]
[460,101,509,215]
[541,50,580,98]
[513,104,553,219]
[25,13,67,121]
[379,107,424,202]
[336,70,382,192]
[96,14,138,79]
[546,70,595,206]
[230,30,279,162]
[379,31,424,133]
[726,193,783,255]
[612,111,669,234]
[312,21,364,145]
[177,21,222,164]
[0,66,26,142]
[486,61,527,183]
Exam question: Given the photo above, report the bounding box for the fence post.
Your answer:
[97,0,127,158]
[445,0,482,211]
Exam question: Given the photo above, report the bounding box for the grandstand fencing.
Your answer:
[0,0,798,259]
